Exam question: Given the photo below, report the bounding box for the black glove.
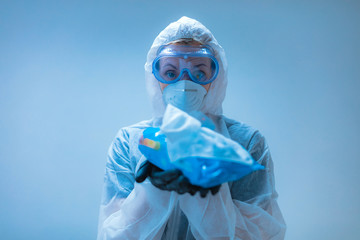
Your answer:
[135,160,182,188]
[135,160,221,197]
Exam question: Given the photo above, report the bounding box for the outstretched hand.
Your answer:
[135,160,221,198]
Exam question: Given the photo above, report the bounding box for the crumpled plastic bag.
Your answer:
[139,105,264,188]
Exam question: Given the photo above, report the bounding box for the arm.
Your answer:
[178,131,286,240]
[97,129,177,240]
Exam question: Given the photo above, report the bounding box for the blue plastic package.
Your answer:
[138,126,264,188]
[138,127,174,171]
[173,156,264,188]
[138,105,265,188]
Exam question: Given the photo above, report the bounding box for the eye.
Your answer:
[193,70,206,80]
[165,70,177,79]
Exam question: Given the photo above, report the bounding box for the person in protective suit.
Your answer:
[97,16,286,240]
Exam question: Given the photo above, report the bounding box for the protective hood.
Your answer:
[144,16,228,117]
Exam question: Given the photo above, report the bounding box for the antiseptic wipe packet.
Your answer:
[139,105,264,188]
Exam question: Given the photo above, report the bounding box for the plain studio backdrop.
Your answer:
[1,1,359,239]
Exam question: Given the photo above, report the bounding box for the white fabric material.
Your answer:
[144,16,228,117]
[97,16,286,240]
[161,105,255,166]
[178,183,236,239]
[97,118,286,239]
[98,182,177,240]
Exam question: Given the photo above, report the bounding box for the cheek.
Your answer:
[159,82,169,92]
[202,83,211,92]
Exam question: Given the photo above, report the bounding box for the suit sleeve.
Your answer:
[178,131,286,240]
[97,128,177,240]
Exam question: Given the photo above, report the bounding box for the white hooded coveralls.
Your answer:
[97,16,286,240]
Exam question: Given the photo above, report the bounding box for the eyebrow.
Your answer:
[194,63,208,68]
[163,63,177,69]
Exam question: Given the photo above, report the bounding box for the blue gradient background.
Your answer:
[1,1,359,239]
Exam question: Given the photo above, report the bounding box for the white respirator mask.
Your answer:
[162,80,207,112]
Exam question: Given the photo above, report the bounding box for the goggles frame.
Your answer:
[152,45,219,85]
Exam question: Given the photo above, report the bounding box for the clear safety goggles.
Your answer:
[152,44,219,85]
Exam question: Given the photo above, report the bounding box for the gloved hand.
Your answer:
[135,160,221,197]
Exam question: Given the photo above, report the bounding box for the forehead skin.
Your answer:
[159,43,213,69]
[160,39,212,67]
[159,57,211,69]
[171,40,203,46]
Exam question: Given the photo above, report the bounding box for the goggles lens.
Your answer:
[152,45,219,85]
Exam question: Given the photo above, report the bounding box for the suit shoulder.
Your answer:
[114,119,153,138]
[223,116,263,150]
